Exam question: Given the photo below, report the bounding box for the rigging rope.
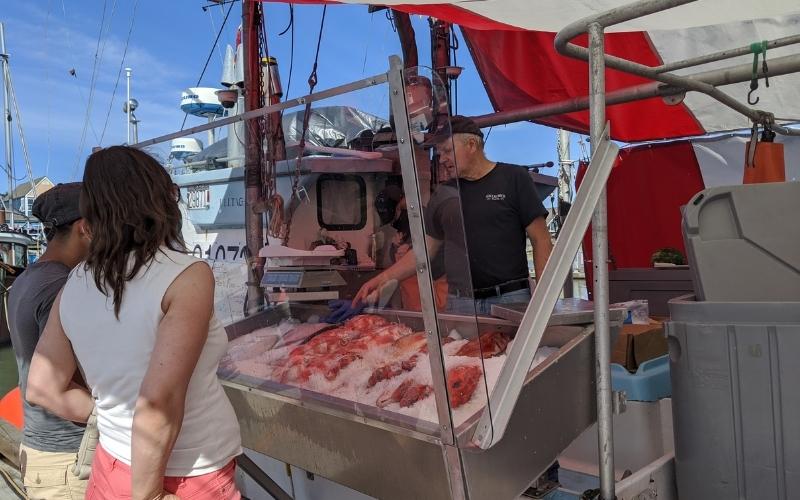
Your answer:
[60,0,100,145]
[451,28,459,115]
[100,0,141,145]
[280,4,295,100]
[180,0,236,131]
[73,0,118,180]
[6,67,39,200]
[283,5,327,246]
[44,0,52,177]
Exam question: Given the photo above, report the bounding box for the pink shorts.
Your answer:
[86,443,241,499]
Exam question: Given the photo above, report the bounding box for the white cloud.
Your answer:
[3,2,203,182]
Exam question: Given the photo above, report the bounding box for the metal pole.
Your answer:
[471,53,800,129]
[554,0,770,124]
[132,73,388,149]
[0,23,14,233]
[125,67,132,144]
[557,129,574,299]
[387,55,457,447]
[430,19,451,97]
[392,11,419,68]
[132,116,139,144]
[588,22,615,500]
[236,453,293,500]
[243,0,265,315]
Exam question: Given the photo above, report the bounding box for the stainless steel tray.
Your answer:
[221,299,616,499]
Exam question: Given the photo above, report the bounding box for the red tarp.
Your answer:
[461,29,704,142]
[577,142,705,296]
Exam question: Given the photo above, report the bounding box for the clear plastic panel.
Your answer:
[395,66,504,444]
[162,63,545,443]
[169,77,447,437]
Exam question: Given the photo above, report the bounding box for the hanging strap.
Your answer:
[748,40,769,105]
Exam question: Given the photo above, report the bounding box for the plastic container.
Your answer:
[667,294,800,500]
[612,355,671,402]
[682,182,800,302]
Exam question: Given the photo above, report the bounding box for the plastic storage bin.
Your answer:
[667,294,800,500]
[611,355,671,402]
[682,181,800,302]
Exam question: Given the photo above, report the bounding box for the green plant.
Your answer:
[651,247,685,266]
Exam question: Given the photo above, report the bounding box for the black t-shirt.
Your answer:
[424,162,548,294]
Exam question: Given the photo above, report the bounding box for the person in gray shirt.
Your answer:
[8,183,91,499]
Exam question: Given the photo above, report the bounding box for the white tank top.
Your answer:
[60,248,241,477]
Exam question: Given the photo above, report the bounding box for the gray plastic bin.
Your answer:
[667,294,800,500]
[682,182,800,301]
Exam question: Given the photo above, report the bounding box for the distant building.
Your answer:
[0,176,55,241]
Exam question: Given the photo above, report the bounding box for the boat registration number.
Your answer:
[186,185,210,210]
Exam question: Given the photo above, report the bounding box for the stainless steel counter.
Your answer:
[221,299,620,499]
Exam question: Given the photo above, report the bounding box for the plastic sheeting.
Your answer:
[188,105,388,163]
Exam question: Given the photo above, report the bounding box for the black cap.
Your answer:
[32,183,83,229]
[423,115,484,145]
[448,115,483,138]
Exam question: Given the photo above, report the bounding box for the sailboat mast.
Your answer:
[0,23,14,231]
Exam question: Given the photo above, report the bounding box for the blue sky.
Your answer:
[2,1,587,194]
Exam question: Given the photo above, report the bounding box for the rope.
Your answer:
[283,5,327,246]
[267,194,285,238]
[72,0,118,180]
[180,0,236,131]
[206,3,226,64]
[99,0,141,145]
[59,0,100,146]
[281,4,295,100]
[5,63,38,200]
[451,28,459,115]
[44,0,52,177]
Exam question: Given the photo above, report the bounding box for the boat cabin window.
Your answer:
[316,173,367,231]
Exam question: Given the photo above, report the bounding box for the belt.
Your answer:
[472,279,529,300]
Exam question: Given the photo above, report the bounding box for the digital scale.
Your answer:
[261,267,346,289]
[259,245,348,302]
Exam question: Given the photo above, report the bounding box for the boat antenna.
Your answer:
[180,0,236,131]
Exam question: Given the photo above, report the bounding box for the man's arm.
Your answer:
[526,216,553,284]
[27,291,94,423]
[353,236,442,306]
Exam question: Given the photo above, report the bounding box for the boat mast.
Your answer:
[430,18,451,107]
[126,67,132,144]
[0,23,14,233]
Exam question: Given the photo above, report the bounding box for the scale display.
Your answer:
[261,268,346,289]
[262,271,304,287]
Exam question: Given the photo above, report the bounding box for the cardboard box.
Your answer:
[611,321,668,372]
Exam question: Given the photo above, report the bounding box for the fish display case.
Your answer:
[210,60,624,499]
[219,302,621,500]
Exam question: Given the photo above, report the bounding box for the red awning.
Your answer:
[263,1,800,142]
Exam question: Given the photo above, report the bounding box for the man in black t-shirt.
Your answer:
[354,115,553,315]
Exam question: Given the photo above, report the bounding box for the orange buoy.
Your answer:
[0,387,23,430]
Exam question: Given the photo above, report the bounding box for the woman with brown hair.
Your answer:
[27,146,242,500]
